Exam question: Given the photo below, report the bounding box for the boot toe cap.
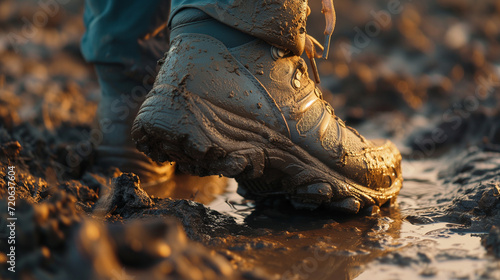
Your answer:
[342,139,402,193]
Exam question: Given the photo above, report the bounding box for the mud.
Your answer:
[195,0,309,56]
[1,0,500,279]
[0,195,244,280]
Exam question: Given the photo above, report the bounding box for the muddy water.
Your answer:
[209,180,401,279]
[208,157,492,279]
[359,164,491,280]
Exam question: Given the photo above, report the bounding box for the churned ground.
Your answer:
[1,0,500,279]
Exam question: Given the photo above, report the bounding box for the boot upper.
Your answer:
[152,33,402,192]
[229,39,401,192]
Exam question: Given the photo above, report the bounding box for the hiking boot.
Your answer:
[132,5,403,213]
[94,64,176,197]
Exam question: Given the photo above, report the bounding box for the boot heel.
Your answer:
[133,84,257,178]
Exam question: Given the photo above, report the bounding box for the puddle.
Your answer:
[209,179,403,279]
[358,221,490,280]
[207,160,494,279]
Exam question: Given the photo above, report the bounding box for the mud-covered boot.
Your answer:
[95,65,176,197]
[132,4,403,213]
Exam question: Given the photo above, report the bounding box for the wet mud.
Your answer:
[1,0,500,279]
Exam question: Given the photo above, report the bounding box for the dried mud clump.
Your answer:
[0,192,82,279]
[100,173,155,217]
[120,195,248,244]
[483,226,500,259]
[0,193,245,280]
[63,219,239,280]
[443,181,500,228]
[0,124,254,279]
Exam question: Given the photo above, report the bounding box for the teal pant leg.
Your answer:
[81,0,172,151]
[81,0,170,73]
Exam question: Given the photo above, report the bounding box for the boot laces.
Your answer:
[304,0,336,84]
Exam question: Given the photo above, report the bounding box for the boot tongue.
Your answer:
[170,8,254,48]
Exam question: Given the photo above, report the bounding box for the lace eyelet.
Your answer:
[271,46,286,60]
[293,79,301,89]
[292,69,303,89]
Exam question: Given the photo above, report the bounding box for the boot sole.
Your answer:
[132,85,402,213]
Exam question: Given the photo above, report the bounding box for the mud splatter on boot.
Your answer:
[132,4,403,213]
